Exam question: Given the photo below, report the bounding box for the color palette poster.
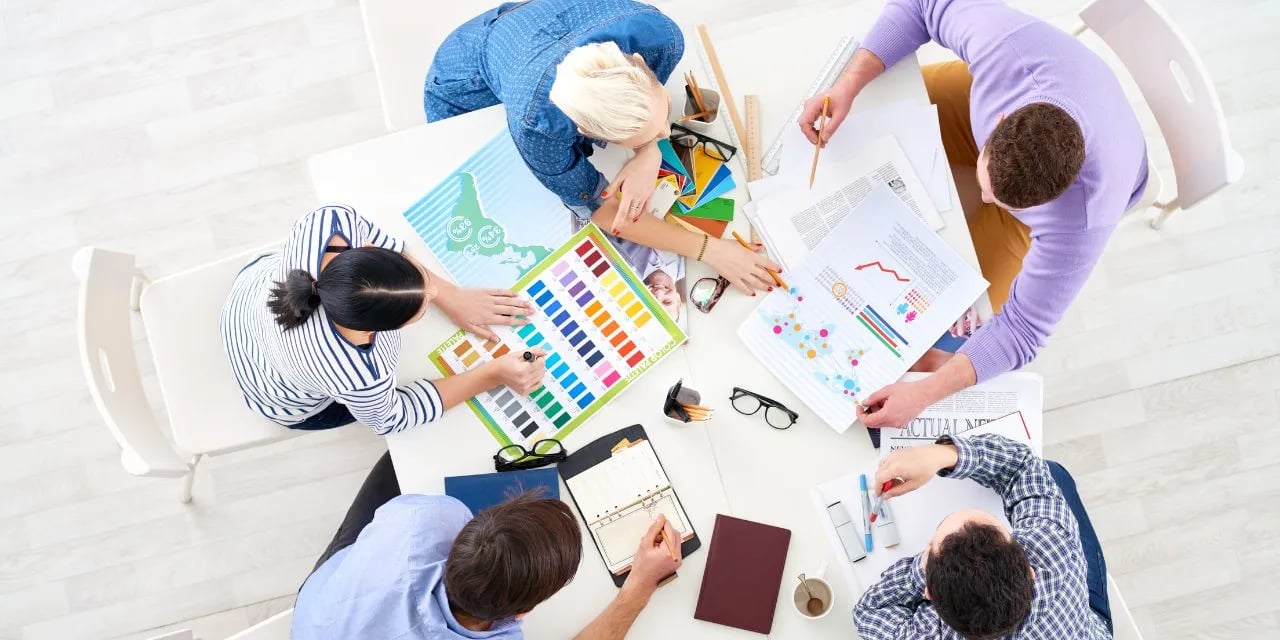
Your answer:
[430,225,687,448]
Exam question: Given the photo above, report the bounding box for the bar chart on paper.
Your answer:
[431,225,687,447]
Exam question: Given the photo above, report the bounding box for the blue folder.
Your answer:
[444,468,560,515]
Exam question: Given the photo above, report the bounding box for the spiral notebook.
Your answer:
[559,425,700,585]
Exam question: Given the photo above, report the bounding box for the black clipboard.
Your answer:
[558,424,701,587]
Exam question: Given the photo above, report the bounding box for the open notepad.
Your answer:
[560,426,699,583]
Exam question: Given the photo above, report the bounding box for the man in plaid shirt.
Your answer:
[855,434,1113,639]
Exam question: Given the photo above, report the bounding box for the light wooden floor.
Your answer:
[1,0,1276,638]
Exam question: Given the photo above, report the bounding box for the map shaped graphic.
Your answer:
[403,132,574,289]
[445,172,551,276]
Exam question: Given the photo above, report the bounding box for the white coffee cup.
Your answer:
[791,568,834,620]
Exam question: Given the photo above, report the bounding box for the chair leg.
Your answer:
[131,268,151,312]
[1149,201,1179,230]
[180,454,203,504]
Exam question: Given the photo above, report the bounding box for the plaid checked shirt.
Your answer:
[854,435,1111,639]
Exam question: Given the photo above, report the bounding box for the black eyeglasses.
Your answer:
[494,439,567,472]
[730,387,798,430]
[670,123,738,162]
[690,276,730,313]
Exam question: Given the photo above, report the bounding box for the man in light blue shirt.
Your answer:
[293,452,682,639]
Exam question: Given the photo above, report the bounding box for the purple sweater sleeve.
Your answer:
[861,0,1037,68]
[959,224,1113,381]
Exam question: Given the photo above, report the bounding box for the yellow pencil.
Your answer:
[809,96,830,189]
[732,231,789,290]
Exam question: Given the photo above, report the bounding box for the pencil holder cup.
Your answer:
[681,87,721,134]
[663,379,705,425]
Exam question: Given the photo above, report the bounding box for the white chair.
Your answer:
[360,0,495,131]
[74,246,299,503]
[1108,574,1145,639]
[1073,0,1244,229]
[225,609,294,640]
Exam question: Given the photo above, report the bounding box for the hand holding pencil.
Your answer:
[628,515,683,592]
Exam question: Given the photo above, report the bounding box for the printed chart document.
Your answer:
[748,133,944,271]
[812,407,1041,596]
[739,184,988,433]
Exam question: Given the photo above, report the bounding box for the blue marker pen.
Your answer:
[859,474,874,552]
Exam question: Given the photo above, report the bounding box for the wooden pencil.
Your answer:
[809,96,830,189]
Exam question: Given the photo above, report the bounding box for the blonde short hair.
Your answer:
[550,42,659,142]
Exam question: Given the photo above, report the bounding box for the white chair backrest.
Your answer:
[1108,574,1145,639]
[73,247,189,477]
[360,0,495,131]
[225,609,293,640]
[1079,0,1243,209]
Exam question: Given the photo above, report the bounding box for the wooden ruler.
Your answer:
[744,95,763,182]
[696,24,748,153]
[743,94,763,245]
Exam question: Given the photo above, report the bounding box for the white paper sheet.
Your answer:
[739,184,987,433]
[809,100,953,213]
[749,134,944,272]
[812,403,1043,596]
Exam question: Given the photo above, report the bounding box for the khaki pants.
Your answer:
[922,61,1031,313]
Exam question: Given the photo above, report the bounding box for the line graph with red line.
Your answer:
[854,261,910,283]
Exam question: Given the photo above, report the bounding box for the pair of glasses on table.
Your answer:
[494,439,567,472]
[730,387,798,430]
[669,123,738,162]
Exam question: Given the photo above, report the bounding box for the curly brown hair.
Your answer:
[984,102,1085,209]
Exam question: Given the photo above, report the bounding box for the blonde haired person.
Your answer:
[426,0,778,295]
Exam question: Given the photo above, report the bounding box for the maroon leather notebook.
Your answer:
[694,514,792,634]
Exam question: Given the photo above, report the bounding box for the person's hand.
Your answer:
[856,380,936,429]
[625,515,683,596]
[435,286,533,342]
[484,348,547,395]
[604,143,664,235]
[798,81,859,146]
[874,444,959,499]
[700,238,781,295]
[949,305,983,338]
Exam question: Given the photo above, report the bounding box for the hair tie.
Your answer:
[311,280,319,295]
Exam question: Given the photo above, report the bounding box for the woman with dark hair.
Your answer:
[221,204,545,435]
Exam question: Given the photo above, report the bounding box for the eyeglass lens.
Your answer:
[691,277,727,313]
[497,444,526,462]
[731,393,762,415]
[765,405,796,429]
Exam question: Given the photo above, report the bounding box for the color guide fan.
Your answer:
[430,225,687,447]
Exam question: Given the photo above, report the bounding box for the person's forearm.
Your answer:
[572,583,652,640]
[836,48,887,95]
[432,366,498,411]
[920,352,977,405]
[591,199,702,257]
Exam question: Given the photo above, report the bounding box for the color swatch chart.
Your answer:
[430,225,686,448]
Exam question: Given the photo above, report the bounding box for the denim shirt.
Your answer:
[441,0,684,215]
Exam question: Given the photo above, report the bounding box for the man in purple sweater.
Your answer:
[800,0,1148,428]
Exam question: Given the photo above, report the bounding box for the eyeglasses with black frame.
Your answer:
[493,439,567,472]
[669,123,738,162]
[730,387,798,430]
[690,276,730,313]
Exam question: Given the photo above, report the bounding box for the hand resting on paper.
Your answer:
[701,238,780,295]
[874,443,960,499]
[798,49,887,146]
[856,379,935,429]
[434,284,533,342]
[625,515,684,596]
[604,143,664,235]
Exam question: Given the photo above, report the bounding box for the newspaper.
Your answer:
[882,371,1044,455]
[747,133,944,271]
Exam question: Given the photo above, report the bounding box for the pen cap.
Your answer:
[826,501,867,562]
[874,501,901,548]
